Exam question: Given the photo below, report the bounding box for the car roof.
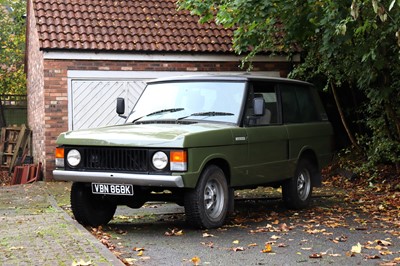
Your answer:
[147,73,313,86]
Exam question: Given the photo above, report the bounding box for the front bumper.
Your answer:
[53,170,184,188]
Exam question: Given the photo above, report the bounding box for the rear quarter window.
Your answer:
[280,84,321,123]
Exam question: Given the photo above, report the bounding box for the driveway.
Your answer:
[60,185,399,266]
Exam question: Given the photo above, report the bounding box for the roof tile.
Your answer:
[32,0,234,53]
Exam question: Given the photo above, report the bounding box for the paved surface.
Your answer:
[0,182,123,266]
[1,182,399,266]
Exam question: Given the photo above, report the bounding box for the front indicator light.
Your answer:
[55,147,65,168]
[170,150,187,171]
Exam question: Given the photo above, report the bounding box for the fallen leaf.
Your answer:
[373,245,384,250]
[376,240,392,246]
[164,228,184,236]
[71,259,92,266]
[132,247,145,251]
[9,246,24,250]
[232,240,240,244]
[270,235,281,240]
[248,243,258,247]
[122,258,136,265]
[200,242,214,248]
[261,243,272,253]
[305,219,317,223]
[306,228,326,234]
[202,233,215,238]
[380,250,393,256]
[279,223,290,232]
[327,253,341,257]
[191,256,201,265]
[115,228,127,235]
[232,246,245,252]
[351,242,362,254]
[331,235,348,243]
[309,253,322,259]
[364,254,380,260]
[137,250,143,256]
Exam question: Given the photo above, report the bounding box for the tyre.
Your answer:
[127,190,148,209]
[127,200,146,209]
[282,159,315,209]
[71,182,117,226]
[184,165,229,229]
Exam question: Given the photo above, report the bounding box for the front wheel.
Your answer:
[71,182,117,226]
[282,159,315,209]
[184,165,229,229]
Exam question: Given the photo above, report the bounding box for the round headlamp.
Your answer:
[152,151,168,170]
[67,149,81,167]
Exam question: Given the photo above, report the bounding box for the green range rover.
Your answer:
[53,74,334,229]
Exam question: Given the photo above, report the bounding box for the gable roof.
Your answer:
[32,0,234,53]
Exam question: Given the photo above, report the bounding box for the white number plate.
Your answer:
[91,183,134,196]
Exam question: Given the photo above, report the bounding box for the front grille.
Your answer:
[65,147,149,172]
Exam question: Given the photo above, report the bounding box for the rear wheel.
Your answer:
[71,182,117,226]
[282,159,315,209]
[184,165,229,229]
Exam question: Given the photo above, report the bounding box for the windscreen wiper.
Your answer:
[190,111,234,116]
[133,108,184,123]
[177,111,234,121]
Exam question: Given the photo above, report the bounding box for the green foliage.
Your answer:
[0,0,26,94]
[178,0,400,171]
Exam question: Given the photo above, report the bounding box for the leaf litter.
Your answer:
[88,172,400,265]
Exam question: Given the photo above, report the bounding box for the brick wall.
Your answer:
[32,57,294,179]
[26,0,45,174]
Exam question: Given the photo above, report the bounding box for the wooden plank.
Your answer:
[9,124,26,172]
[0,127,6,165]
[11,166,23,185]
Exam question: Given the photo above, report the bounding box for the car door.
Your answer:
[243,81,290,186]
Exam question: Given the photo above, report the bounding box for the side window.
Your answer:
[245,82,279,126]
[281,85,299,123]
[281,84,320,124]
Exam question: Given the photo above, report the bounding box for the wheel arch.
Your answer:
[298,148,322,187]
[199,158,231,187]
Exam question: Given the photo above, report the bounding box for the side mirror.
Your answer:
[253,97,265,116]
[116,97,126,118]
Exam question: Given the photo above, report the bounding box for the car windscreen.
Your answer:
[126,81,246,124]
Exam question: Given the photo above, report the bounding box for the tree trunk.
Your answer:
[330,82,362,152]
[384,103,400,141]
[384,103,400,173]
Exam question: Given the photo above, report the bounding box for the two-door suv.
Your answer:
[53,74,334,229]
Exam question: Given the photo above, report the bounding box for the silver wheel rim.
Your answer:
[204,178,224,219]
[297,169,311,201]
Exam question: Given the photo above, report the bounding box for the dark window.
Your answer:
[281,84,319,124]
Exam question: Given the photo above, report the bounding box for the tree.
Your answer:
[178,0,400,172]
[0,0,26,94]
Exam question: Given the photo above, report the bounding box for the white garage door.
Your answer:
[70,79,146,130]
[67,71,195,130]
